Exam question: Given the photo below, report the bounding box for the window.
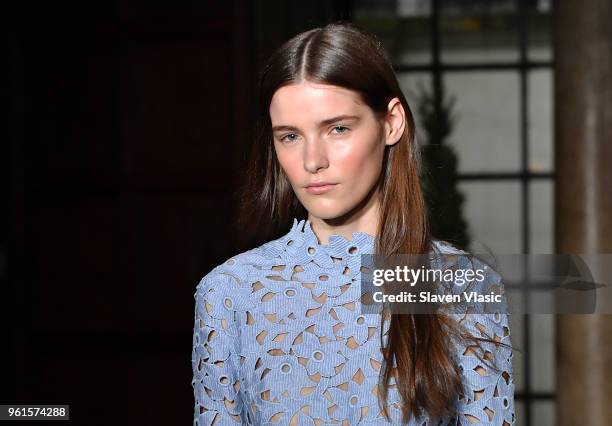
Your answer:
[354,1,556,425]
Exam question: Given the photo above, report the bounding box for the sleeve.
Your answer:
[453,312,515,425]
[191,272,244,425]
[450,257,516,425]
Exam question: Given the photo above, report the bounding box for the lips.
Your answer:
[306,182,335,188]
[305,182,337,194]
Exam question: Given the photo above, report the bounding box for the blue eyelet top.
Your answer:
[191,219,515,425]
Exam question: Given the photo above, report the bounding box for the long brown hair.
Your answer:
[237,21,490,423]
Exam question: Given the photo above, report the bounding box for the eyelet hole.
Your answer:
[313,350,323,361]
[280,363,291,374]
[284,288,296,297]
[355,315,365,325]
[223,297,234,309]
[319,274,329,281]
[218,375,230,385]
[347,246,359,255]
[349,395,359,406]
[307,246,316,255]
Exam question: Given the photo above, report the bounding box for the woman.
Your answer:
[192,22,515,425]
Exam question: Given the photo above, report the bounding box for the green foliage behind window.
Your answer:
[416,83,470,250]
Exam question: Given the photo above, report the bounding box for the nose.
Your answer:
[303,137,329,174]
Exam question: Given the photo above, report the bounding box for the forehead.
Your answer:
[269,81,365,123]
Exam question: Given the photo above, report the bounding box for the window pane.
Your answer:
[528,2,553,61]
[528,70,553,173]
[444,72,520,173]
[533,400,556,426]
[440,0,519,64]
[529,290,555,313]
[395,0,432,64]
[529,180,554,253]
[529,314,556,393]
[514,400,525,426]
[457,181,522,253]
[354,0,432,65]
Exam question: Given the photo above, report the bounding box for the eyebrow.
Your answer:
[271,115,360,133]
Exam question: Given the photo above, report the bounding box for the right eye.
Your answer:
[280,133,299,143]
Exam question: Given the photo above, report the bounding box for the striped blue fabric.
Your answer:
[192,219,515,425]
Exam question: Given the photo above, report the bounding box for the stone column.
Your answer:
[555,1,612,425]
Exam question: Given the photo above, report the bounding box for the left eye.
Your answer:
[332,126,349,134]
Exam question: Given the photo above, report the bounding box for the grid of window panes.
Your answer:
[353,1,555,425]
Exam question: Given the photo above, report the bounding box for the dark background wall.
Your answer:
[4,1,351,424]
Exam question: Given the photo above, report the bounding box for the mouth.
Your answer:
[304,183,337,195]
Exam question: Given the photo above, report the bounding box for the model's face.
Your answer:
[270,81,402,221]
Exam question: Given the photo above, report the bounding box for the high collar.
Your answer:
[288,217,376,258]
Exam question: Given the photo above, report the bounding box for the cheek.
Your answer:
[275,148,302,183]
[336,137,383,179]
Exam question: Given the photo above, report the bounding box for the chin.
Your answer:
[301,202,354,221]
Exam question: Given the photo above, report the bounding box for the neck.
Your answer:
[308,186,380,245]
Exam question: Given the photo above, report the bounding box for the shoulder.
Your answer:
[430,238,468,255]
[429,239,504,301]
[192,247,267,340]
[193,233,299,344]
[428,240,512,363]
[194,233,292,300]
[430,238,495,271]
